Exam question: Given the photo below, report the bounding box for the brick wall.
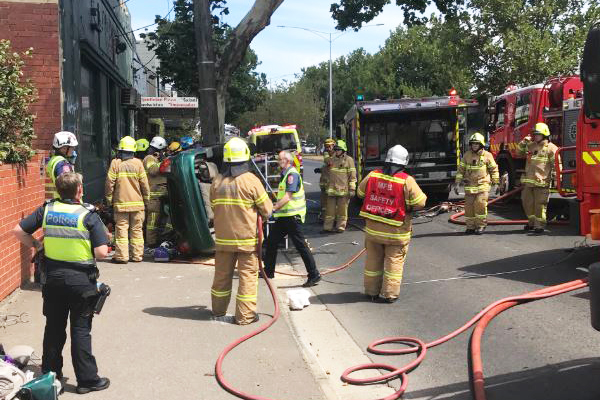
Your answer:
[0,0,61,300]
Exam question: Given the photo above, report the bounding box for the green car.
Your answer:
[161,149,215,255]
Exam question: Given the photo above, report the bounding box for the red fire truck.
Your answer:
[488,77,583,190]
[555,28,600,240]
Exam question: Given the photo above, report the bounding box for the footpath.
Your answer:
[0,259,324,400]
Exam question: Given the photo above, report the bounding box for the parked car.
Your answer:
[303,143,317,154]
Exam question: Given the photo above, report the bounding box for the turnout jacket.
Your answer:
[327,154,357,196]
[516,140,559,188]
[455,150,499,194]
[105,157,150,212]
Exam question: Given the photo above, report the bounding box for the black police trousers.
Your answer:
[42,278,100,385]
[264,216,319,279]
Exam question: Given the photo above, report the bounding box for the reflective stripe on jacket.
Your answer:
[143,153,167,201]
[455,150,499,194]
[210,171,273,252]
[42,201,94,265]
[326,154,357,196]
[274,167,306,222]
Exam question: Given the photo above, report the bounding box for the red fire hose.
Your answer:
[449,186,568,226]
[215,217,589,400]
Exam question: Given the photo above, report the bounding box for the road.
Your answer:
[295,158,600,400]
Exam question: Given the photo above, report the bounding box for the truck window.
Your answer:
[495,100,506,128]
[515,93,531,126]
[365,122,386,160]
[255,132,297,153]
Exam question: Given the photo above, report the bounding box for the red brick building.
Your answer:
[0,0,137,301]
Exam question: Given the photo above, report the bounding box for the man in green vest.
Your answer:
[264,151,321,287]
[13,172,111,394]
[46,131,78,200]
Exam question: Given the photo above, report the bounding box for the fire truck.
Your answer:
[555,27,600,240]
[340,92,483,192]
[488,76,583,190]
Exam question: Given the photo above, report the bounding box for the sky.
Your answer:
[127,0,415,85]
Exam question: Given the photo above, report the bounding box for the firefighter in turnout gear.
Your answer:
[12,172,111,394]
[516,122,558,234]
[264,151,322,288]
[143,136,168,248]
[316,138,336,222]
[454,133,500,234]
[323,140,357,232]
[46,131,78,200]
[210,137,273,325]
[358,145,427,303]
[105,136,150,263]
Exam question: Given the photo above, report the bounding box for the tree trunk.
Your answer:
[193,0,221,146]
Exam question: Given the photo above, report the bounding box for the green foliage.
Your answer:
[235,84,327,144]
[0,40,37,164]
[140,0,268,122]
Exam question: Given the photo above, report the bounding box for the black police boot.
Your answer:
[376,297,398,304]
[302,274,322,287]
[366,294,379,302]
[76,377,110,394]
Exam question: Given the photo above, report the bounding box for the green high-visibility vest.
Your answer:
[274,167,306,223]
[42,201,95,265]
[45,155,67,199]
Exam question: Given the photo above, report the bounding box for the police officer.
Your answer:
[323,140,357,232]
[315,138,336,222]
[453,133,500,235]
[210,138,273,324]
[105,136,150,263]
[12,172,110,394]
[517,122,558,234]
[143,136,168,248]
[46,131,78,200]
[264,151,321,287]
[357,145,427,303]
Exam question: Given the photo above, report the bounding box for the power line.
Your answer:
[116,2,175,37]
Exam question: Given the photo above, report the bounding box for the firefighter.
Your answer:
[180,136,194,150]
[210,137,273,325]
[105,136,150,263]
[12,172,110,394]
[517,122,558,234]
[264,151,321,287]
[46,131,78,200]
[315,138,336,222]
[357,145,427,303]
[135,138,150,160]
[454,133,500,234]
[143,136,168,248]
[323,140,357,232]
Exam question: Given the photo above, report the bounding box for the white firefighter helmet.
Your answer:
[149,136,167,150]
[385,145,409,166]
[53,131,78,149]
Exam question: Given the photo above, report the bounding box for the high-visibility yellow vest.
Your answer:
[274,167,306,222]
[45,155,67,199]
[42,201,95,265]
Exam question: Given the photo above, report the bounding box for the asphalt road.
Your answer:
[298,158,600,400]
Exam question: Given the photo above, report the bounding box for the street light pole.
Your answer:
[329,33,333,139]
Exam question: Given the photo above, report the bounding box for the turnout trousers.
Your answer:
[464,192,488,229]
[521,186,550,229]
[264,216,319,279]
[319,187,328,218]
[211,251,259,325]
[324,195,350,231]
[363,238,409,300]
[42,279,100,385]
[145,199,167,248]
[114,210,145,262]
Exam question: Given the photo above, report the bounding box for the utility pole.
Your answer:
[193,0,220,146]
[329,32,333,139]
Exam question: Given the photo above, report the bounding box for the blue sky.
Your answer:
[128,0,413,85]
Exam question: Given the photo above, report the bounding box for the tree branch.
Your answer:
[217,0,284,88]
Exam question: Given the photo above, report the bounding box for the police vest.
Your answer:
[42,201,95,266]
[359,170,408,227]
[273,167,306,223]
[45,155,67,199]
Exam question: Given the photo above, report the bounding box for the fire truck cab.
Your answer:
[488,77,583,190]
